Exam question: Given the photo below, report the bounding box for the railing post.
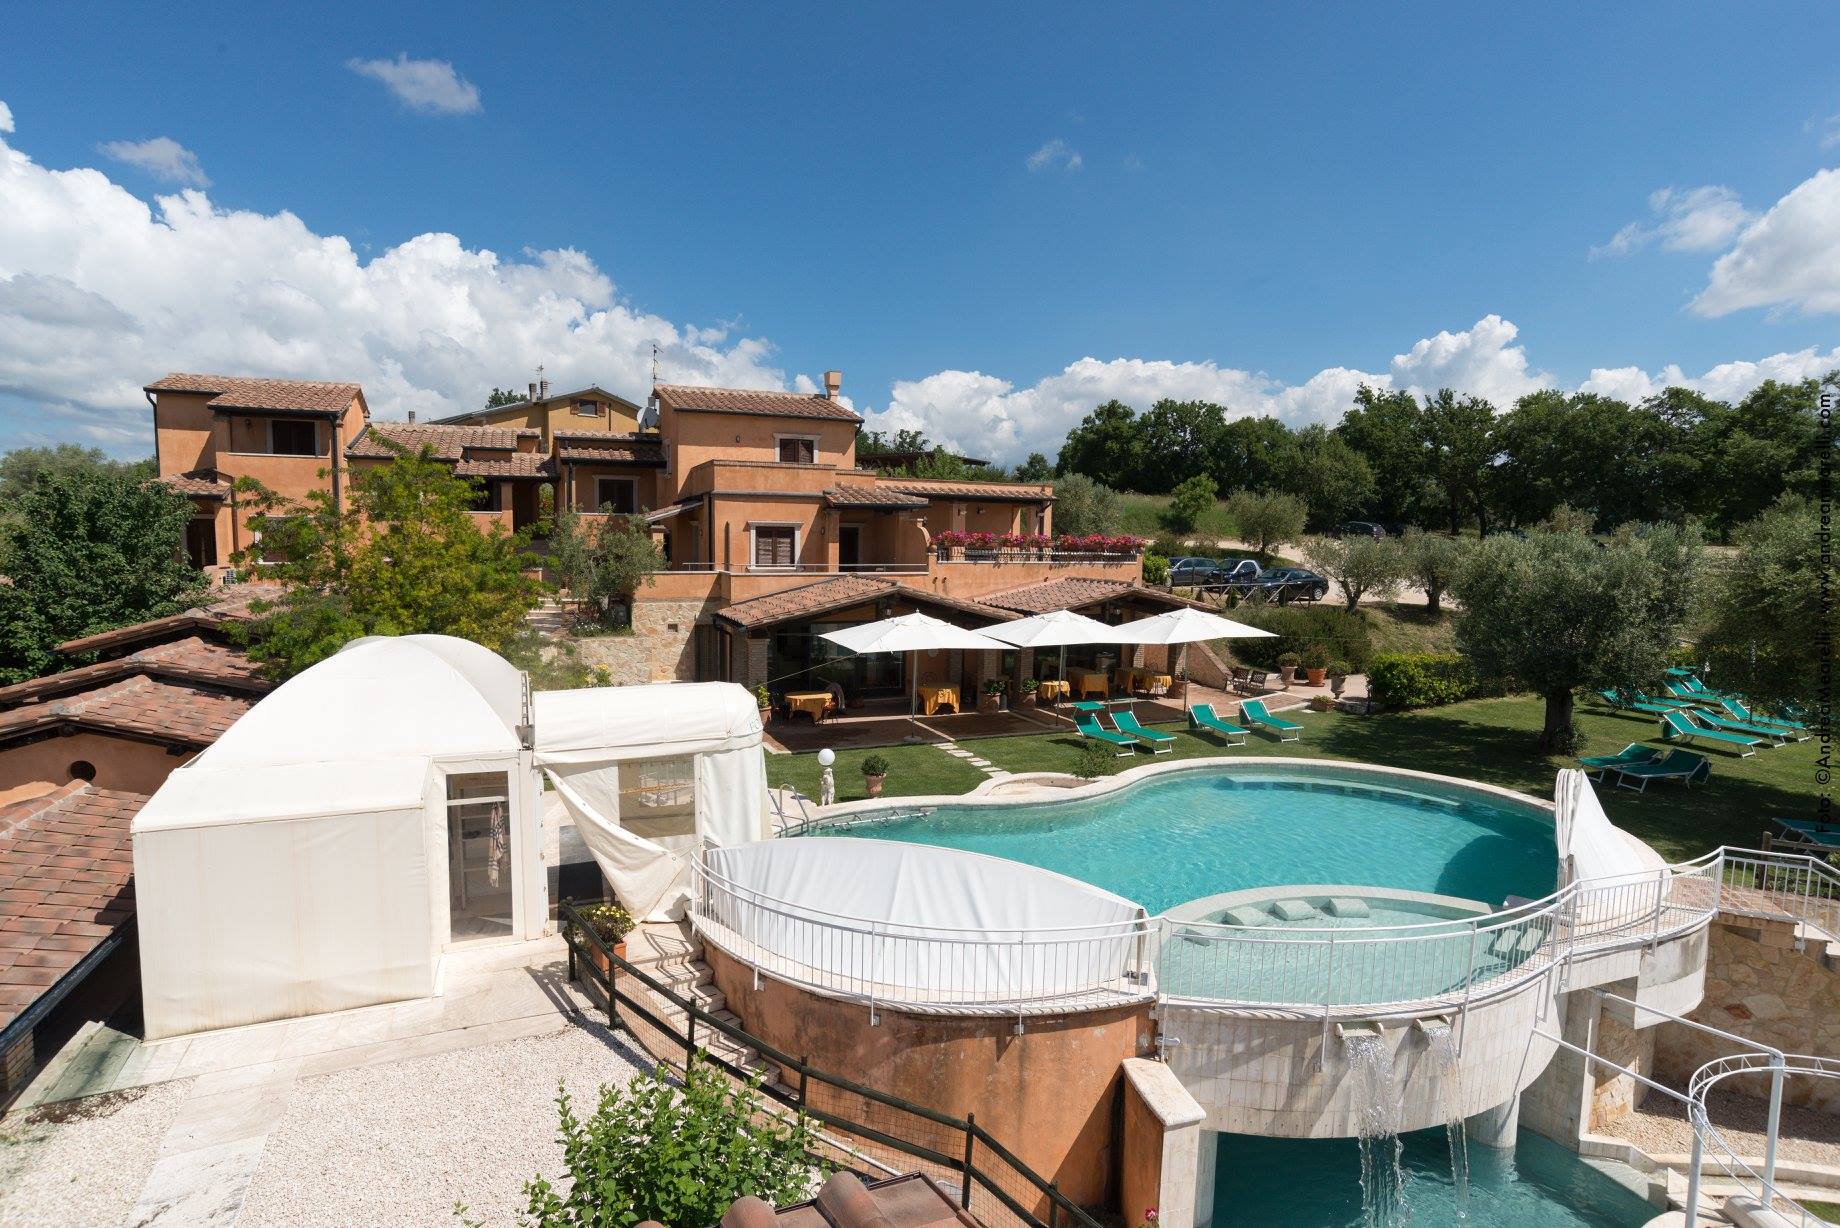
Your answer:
[798,1057,809,1107]
[1765,1055,1785,1201]
[1049,1184,1061,1228]
[1684,1123,1703,1226]
[606,948,617,1030]
[961,1114,976,1210]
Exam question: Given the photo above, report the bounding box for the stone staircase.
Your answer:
[618,920,793,1096]
[526,596,570,638]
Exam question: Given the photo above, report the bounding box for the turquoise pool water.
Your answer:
[1214,1129,1655,1226]
[817,765,1557,914]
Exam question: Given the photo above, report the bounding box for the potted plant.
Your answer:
[569,900,635,979]
[753,683,773,726]
[1303,646,1329,686]
[1018,677,1040,710]
[1277,652,1301,686]
[1328,660,1350,697]
[980,677,1006,714]
[861,753,890,798]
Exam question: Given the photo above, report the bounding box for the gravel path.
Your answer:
[238,1022,647,1228]
[0,1080,192,1228]
[1603,1086,1840,1168]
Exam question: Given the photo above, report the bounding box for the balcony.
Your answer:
[930,533,1146,566]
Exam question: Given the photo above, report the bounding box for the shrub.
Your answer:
[1165,474,1218,534]
[1302,645,1329,671]
[1366,652,1482,709]
[982,677,1007,695]
[1142,552,1170,586]
[1229,606,1375,672]
[1277,651,1301,669]
[860,753,890,777]
[568,901,634,948]
[1072,738,1117,780]
[509,1062,820,1228]
[1052,473,1121,537]
[1328,659,1350,678]
[753,683,771,709]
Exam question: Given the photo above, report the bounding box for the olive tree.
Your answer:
[1228,490,1308,558]
[1401,530,1467,616]
[1451,525,1702,753]
[1299,534,1405,612]
[1697,498,1835,714]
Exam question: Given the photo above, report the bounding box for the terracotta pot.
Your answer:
[979,694,1002,715]
[863,774,886,797]
[1306,667,1328,685]
[1019,693,1038,709]
[585,938,628,981]
[758,706,772,726]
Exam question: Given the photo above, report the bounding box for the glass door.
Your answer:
[446,772,514,943]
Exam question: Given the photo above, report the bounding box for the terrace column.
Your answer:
[1466,1092,1520,1149]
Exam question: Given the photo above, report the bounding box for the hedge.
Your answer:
[1367,652,1480,709]
[1226,606,1375,672]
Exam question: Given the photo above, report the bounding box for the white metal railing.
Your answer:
[1156,854,1723,1016]
[689,854,1156,1019]
[1685,1051,1840,1226]
[1716,849,1840,944]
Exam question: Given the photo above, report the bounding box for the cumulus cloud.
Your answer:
[1026,138,1082,173]
[0,109,788,449]
[0,102,12,134]
[1579,345,1840,404]
[1591,185,1754,259]
[1692,168,1840,316]
[98,136,210,187]
[346,54,482,115]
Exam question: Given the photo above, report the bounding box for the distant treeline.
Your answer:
[1051,377,1835,538]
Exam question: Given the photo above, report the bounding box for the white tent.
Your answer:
[535,682,771,923]
[133,637,771,1039]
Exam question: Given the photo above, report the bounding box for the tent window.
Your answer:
[616,757,696,841]
[446,772,513,943]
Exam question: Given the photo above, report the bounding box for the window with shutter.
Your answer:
[777,437,816,464]
[753,526,796,568]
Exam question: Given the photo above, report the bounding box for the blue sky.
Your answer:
[1,2,1837,459]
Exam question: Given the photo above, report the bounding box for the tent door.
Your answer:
[445,772,515,943]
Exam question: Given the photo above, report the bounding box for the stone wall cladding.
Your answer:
[1652,915,1840,1114]
[573,598,716,686]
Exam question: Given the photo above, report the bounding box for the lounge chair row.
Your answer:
[1576,743,1711,791]
[1595,691,1806,756]
[1073,699,1306,756]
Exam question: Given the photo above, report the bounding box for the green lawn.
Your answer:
[1357,604,1458,655]
[770,694,1825,863]
[1115,491,1237,542]
[1803,1201,1840,1224]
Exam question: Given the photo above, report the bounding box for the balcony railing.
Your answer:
[664,561,929,575]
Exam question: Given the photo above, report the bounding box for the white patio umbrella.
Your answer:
[820,613,1010,716]
[978,609,1128,700]
[1114,606,1277,705]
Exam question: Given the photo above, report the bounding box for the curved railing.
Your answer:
[1158,854,1723,1013]
[1685,1052,1840,1227]
[690,854,1157,1014]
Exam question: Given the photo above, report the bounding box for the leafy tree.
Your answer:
[548,507,664,630]
[1206,415,1295,496]
[1136,399,1227,492]
[1270,425,1376,528]
[1013,452,1054,482]
[1298,534,1405,613]
[1164,473,1218,534]
[1400,529,1466,616]
[1057,400,1144,488]
[1451,525,1702,752]
[1335,387,1433,527]
[1227,490,1307,557]
[0,444,153,501]
[1691,378,1824,534]
[236,442,545,677]
[1697,499,1836,713]
[1050,472,1121,537]
[903,450,1010,482]
[1420,390,1498,536]
[485,386,529,408]
[0,468,205,684]
[510,1061,819,1228]
[855,426,931,459]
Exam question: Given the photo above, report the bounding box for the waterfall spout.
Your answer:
[1343,1025,1408,1227]
[1422,1018,1470,1222]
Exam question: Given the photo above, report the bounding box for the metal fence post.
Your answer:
[798,1057,809,1107]
[961,1113,976,1210]
[1765,1055,1785,1200]
[1684,1125,1703,1225]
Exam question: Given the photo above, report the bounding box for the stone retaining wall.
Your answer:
[573,598,717,686]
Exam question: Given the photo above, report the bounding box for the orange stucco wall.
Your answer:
[469,392,642,442]
[660,404,858,480]
[0,731,194,796]
[706,943,1151,1212]
[562,463,668,513]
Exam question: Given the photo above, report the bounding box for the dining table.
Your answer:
[784,691,836,723]
[1072,670,1110,699]
[916,684,960,716]
[1036,678,1071,702]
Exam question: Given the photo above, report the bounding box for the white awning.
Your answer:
[820,612,1009,654]
[1115,607,1277,645]
[978,608,1122,649]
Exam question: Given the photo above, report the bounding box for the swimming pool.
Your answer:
[813,763,1558,915]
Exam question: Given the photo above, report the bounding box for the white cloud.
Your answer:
[1591,185,1754,259]
[1026,138,1082,173]
[0,102,12,134]
[346,54,482,115]
[98,136,210,187]
[1580,345,1840,403]
[1692,168,1840,317]
[0,109,788,450]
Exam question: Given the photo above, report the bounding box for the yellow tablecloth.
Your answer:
[1037,679,1071,701]
[1073,671,1109,699]
[785,691,835,722]
[1146,673,1173,694]
[917,684,960,715]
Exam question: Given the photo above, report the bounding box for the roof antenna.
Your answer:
[650,342,660,387]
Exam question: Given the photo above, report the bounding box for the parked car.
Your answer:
[1336,520,1387,539]
[1215,558,1263,590]
[1167,556,1225,588]
[1257,567,1329,602]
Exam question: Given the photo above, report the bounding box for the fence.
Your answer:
[691,856,1156,1018]
[558,899,1104,1228]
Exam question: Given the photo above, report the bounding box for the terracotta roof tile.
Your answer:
[54,584,277,656]
[716,576,1009,631]
[823,485,930,509]
[0,637,268,708]
[144,373,360,414]
[554,433,666,466]
[453,454,556,480]
[162,470,232,499]
[345,422,540,460]
[980,577,1203,615]
[0,783,143,1028]
[879,478,1054,503]
[656,383,862,423]
[0,676,251,747]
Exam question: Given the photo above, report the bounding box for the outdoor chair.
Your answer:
[1690,709,1790,745]
[1718,697,1809,739]
[1659,708,1760,757]
[1111,709,1175,754]
[1596,689,1681,717]
[1240,699,1302,742]
[1613,748,1710,791]
[1189,703,1249,747]
[1776,818,1840,849]
[1577,743,1664,781]
[1075,713,1138,756]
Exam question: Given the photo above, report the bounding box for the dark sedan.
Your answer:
[1257,567,1329,602]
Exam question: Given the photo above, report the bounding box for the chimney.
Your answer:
[528,381,538,403]
[407,409,417,423]
[823,370,842,400]
[539,377,550,399]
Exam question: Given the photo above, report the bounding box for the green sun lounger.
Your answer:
[1598,690,1677,716]
[1075,713,1137,756]
[1577,743,1664,781]
[1718,697,1810,739]
[1659,708,1759,757]
[1241,699,1302,742]
[1677,674,1740,703]
[1189,703,1249,746]
[1777,818,1840,849]
[1613,747,1710,791]
[1111,709,1175,753]
[1691,710,1789,744]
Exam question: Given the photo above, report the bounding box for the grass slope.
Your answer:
[1115,491,1237,541]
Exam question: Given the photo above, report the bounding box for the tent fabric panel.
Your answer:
[1554,768,1655,887]
[132,757,433,832]
[533,682,762,762]
[136,803,435,1039]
